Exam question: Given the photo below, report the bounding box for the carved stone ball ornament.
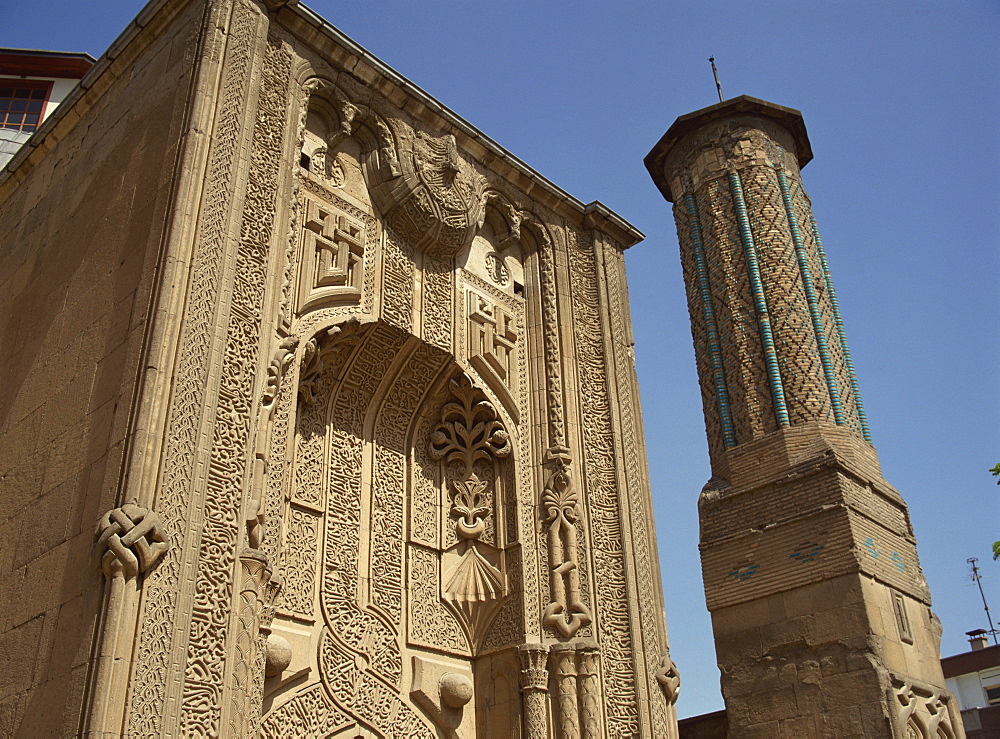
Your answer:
[438,672,474,709]
[264,633,292,677]
[95,504,169,579]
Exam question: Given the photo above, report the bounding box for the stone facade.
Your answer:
[0,0,677,736]
[645,96,962,737]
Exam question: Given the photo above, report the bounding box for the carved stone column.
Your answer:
[576,643,602,739]
[550,644,580,739]
[518,643,550,739]
[224,549,281,737]
[87,505,168,736]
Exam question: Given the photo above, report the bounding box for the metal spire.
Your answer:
[709,57,724,103]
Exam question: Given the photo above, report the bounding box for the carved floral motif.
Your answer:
[428,373,513,649]
[541,467,592,637]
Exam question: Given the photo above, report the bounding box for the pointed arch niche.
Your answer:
[259,318,526,737]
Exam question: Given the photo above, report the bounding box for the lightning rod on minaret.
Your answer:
[709,57,724,103]
[969,557,999,645]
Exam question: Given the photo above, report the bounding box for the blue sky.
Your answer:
[3,0,997,720]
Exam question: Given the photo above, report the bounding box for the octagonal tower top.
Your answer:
[644,94,813,203]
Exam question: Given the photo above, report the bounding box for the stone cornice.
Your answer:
[1,0,645,249]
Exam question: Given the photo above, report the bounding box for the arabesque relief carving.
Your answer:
[429,373,513,649]
[656,653,681,705]
[535,223,592,640]
[541,467,591,638]
[295,78,488,259]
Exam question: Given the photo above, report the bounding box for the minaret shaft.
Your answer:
[646,96,962,737]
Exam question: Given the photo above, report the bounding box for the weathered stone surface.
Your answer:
[0,0,675,736]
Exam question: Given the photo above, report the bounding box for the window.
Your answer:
[0,80,51,133]
[986,684,1000,706]
[892,590,914,644]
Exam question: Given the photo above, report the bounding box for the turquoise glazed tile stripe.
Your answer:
[809,217,871,442]
[684,192,737,447]
[776,168,845,425]
[728,170,790,428]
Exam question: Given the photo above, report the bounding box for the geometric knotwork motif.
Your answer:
[303,197,364,291]
[95,504,169,579]
[467,290,517,385]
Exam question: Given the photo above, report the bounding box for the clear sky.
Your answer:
[3,0,997,721]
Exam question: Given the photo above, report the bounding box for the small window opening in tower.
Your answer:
[300,152,310,171]
[513,281,524,297]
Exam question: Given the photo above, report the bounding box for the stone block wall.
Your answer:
[0,2,202,734]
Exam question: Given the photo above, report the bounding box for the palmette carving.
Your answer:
[429,374,512,482]
[265,323,447,734]
[541,467,592,637]
[442,545,507,647]
[533,222,596,642]
[429,373,513,649]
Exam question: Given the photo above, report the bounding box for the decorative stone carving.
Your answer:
[439,673,474,709]
[95,504,168,579]
[410,656,473,735]
[576,643,603,738]
[541,464,592,638]
[88,504,169,735]
[228,550,281,737]
[429,373,512,482]
[264,634,292,677]
[429,373,512,648]
[656,653,681,705]
[891,675,960,739]
[518,643,550,739]
[249,336,300,549]
[550,644,581,738]
[567,230,642,731]
[484,252,510,286]
[261,336,299,407]
[381,131,488,257]
[468,290,518,386]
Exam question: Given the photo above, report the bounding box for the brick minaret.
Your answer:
[645,97,962,737]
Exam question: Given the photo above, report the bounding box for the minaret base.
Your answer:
[699,425,961,737]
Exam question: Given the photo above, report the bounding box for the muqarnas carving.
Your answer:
[429,373,513,650]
